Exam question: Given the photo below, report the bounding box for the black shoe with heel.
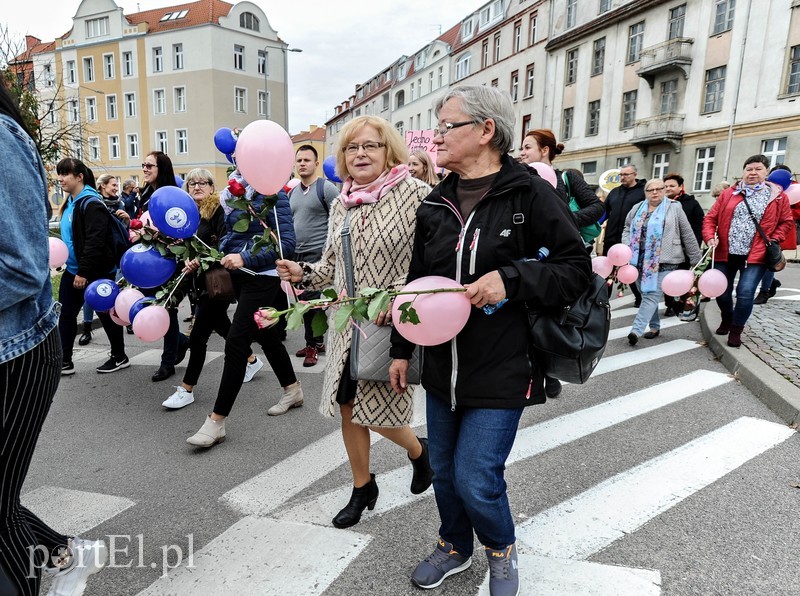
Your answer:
[78,322,93,346]
[410,437,434,494]
[332,474,379,529]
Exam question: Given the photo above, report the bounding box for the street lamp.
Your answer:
[262,42,302,128]
[74,84,105,160]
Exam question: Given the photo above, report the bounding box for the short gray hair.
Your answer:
[183,168,215,191]
[434,85,515,155]
[620,163,638,174]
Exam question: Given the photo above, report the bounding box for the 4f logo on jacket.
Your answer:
[499,229,512,237]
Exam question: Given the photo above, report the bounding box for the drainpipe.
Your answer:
[722,0,753,181]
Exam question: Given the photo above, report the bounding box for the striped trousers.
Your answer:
[0,329,70,595]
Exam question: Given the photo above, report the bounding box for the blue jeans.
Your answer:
[759,270,775,293]
[426,393,523,555]
[714,256,766,326]
[630,266,675,336]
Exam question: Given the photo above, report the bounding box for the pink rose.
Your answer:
[253,308,279,329]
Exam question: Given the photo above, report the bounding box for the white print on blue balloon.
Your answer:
[165,207,188,230]
[97,283,113,297]
[131,243,149,253]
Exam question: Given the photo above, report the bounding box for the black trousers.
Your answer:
[0,330,69,595]
[212,275,296,417]
[295,251,324,346]
[183,296,239,387]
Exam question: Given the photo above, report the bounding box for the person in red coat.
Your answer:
[702,155,793,347]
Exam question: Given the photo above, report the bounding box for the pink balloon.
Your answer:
[108,307,127,326]
[697,268,728,299]
[661,269,695,297]
[391,276,471,346]
[132,305,170,342]
[606,243,633,267]
[140,211,153,228]
[235,120,295,195]
[285,178,301,191]
[49,237,69,268]
[591,256,613,279]
[114,288,145,325]
[785,184,800,206]
[616,264,639,285]
[528,162,557,189]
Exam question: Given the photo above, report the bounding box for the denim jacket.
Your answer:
[0,114,59,364]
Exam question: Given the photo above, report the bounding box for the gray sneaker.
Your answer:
[411,537,472,589]
[485,543,519,596]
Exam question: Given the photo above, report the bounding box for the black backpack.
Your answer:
[315,179,330,215]
[78,196,132,264]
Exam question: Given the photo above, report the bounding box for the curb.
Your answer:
[700,302,800,426]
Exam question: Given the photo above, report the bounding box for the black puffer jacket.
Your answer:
[555,168,604,229]
[392,155,592,409]
[603,179,646,252]
[72,196,117,280]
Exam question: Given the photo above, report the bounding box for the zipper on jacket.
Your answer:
[469,228,481,276]
[451,203,479,411]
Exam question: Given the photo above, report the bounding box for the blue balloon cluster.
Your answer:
[214,127,237,155]
[120,244,177,289]
[84,279,119,312]
[149,187,200,239]
[768,169,793,191]
[323,155,342,183]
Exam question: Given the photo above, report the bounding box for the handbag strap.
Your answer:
[341,210,356,297]
[740,194,772,247]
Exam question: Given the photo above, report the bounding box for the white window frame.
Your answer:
[258,50,267,75]
[234,87,247,113]
[703,66,726,113]
[587,100,601,136]
[592,38,605,76]
[234,45,245,70]
[712,0,735,35]
[529,13,537,46]
[153,89,166,115]
[258,90,267,116]
[66,60,76,84]
[566,0,578,28]
[153,47,163,73]
[155,130,168,154]
[173,43,184,70]
[103,53,115,79]
[86,17,109,38]
[627,22,645,64]
[85,97,97,122]
[652,152,670,178]
[462,19,475,41]
[660,79,679,114]
[694,147,716,192]
[67,99,79,123]
[514,21,522,53]
[108,135,121,160]
[621,90,637,129]
[174,86,186,112]
[88,136,100,161]
[566,48,578,85]
[176,129,188,154]
[761,138,787,168]
[668,4,686,40]
[510,71,519,102]
[124,92,136,118]
[122,52,133,77]
[455,53,471,80]
[525,64,535,97]
[787,45,800,95]
[83,57,94,82]
[562,107,574,140]
[127,133,139,158]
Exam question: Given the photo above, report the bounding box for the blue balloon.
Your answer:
[323,155,342,183]
[768,169,793,191]
[120,244,177,288]
[129,296,157,323]
[149,186,200,239]
[225,152,235,164]
[174,174,184,188]
[214,127,237,154]
[84,279,119,312]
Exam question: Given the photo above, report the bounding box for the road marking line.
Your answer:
[128,350,223,366]
[21,486,135,537]
[611,302,665,320]
[607,317,683,341]
[584,339,702,379]
[516,416,794,560]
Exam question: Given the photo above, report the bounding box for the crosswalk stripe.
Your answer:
[607,317,684,341]
[586,339,701,378]
[21,486,136,537]
[127,350,223,366]
[516,416,794,560]
[611,302,665,320]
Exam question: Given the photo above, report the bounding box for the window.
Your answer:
[258,50,267,75]
[103,54,114,79]
[521,114,531,145]
[438,66,443,87]
[599,0,612,13]
[479,0,503,26]
[712,0,735,35]
[240,12,260,31]
[72,139,83,160]
[703,66,726,113]
[258,90,267,116]
[617,157,632,168]
[566,0,578,28]
[160,9,188,21]
[694,147,715,192]
[85,97,97,122]
[562,107,574,140]
[482,39,489,69]
[174,87,186,112]
[582,161,597,175]
[127,133,139,158]
[155,131,168,153]
[660,79,678,114]
[463,19,475,41]
[628,22,645,63]
[428,72,434,93]
[621,90,637,129]
[514,21,522,53]
[107,94,118,119]
[176,129,188,154]
[398,63,407,80]
[494,33,501,63]
[122,52,133,77]
[83,57,94,82]
[88,137,100,161]
[154,89,166,114]
[529,13,537,46]
[427,109,433,128]
[761,138,787,168]
[411,82,416,101]
[592,38,605,76]
[234,45,244,70]
[510,71,519,102]
[173,44,183,70]
[652,152,670,178]
[566,48,578,85]
[109,135,120,159]
[491,78,498,87]
[396,90,405,108]
[234,87,247,112]
[65,60,76,84]
[67,99,79,123]
[395,121,404,136]
[43,63,53,87]
[125,92,136,117]
[86,17,109,38]
[668,4,686,40]
[587,100,601,136]
[525,64,535,97]
[788,45,800,94]
[456,54,471,80]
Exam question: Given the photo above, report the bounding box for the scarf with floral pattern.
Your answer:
[628,198,668,292]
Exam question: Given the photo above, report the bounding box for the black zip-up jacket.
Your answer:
[673,192,704,247]
[603,179,646,253]
[391,155,591,409]
[73,196,117,280]
[555,168,604,228]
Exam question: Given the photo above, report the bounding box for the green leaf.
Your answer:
[352,298,369,321]
[334,304,355,333]
[168,245,187,256]
[226,198,250,211]
[322,288,339,301]
[367,290,390,321]
[311,310,328,337]
[398,303,420,325]
[155,245,168,257]
[358,287,381,298]
[233,217,250,233]
[286,303,310,331]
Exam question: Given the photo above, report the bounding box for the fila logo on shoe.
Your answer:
[499,229,512,237]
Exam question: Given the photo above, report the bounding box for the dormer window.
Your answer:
[240,12,260,31]
[160,10,188,22]
[462,18,475,41]
[479,0,503,28]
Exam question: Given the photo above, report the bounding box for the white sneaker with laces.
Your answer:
[267,381,304,416]
[46,537,108,596]
[243,357,263,383]
[162,386,195,409]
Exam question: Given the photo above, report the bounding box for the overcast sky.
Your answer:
[3,0,482,134]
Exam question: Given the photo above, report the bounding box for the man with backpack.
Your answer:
[288,145,339,368]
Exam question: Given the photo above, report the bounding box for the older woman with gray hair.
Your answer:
[390,85,591,595]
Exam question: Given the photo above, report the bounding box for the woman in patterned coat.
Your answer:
[277,116,434,529]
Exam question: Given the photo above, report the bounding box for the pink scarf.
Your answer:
[340,165,410,209]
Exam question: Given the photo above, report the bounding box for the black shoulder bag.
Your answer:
[740,195,786,272]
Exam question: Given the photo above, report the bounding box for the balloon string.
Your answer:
[164,270,188,306]
[272,205,300,302]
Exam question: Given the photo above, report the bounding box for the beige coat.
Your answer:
[300,176,430,426]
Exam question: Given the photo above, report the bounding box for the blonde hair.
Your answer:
[96,174,116,196]
[335,116,408,182]
[409,150,439,186]
[183,168,218,220]
[712,181,731,198]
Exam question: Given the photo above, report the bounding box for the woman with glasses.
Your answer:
[277,115,433,529]
[623,178,702,345]
[161,170,262,410]
[408,150,440,187]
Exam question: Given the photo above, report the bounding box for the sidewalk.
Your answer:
[700,260,800,426]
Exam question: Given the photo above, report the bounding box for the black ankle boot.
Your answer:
[78,322,92,346]
[409,437,434,494]
[332,474,378,529]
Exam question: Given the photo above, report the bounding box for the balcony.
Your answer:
[631,114,685,155]
[636,38,694,88]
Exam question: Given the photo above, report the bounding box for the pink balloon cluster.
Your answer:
[391,276,471,346]
[661,270,695,297]
[110,288,170,341]
[616,264,639,285]
[606,244,633,267]
[785,184,800,206]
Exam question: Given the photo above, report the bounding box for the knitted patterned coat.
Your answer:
[299,176,431,426]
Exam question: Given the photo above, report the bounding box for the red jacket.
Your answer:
[702,181,793,263]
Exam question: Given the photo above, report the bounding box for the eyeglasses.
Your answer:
[435,121,479,137]
[141,163,156,170]
[343,142,385,155]
[646,187,666,193]
[188,181,210,188]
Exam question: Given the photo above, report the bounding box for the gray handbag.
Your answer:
[341,210,421,384]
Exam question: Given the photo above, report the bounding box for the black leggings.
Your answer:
[212,275,296,416]
[0,330,70,595]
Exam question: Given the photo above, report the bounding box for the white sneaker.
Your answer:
[162,386,195,409]
[267,382,304,416]
[186,415,226,447]
[243,357,263,383]
[46,537,108,596]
